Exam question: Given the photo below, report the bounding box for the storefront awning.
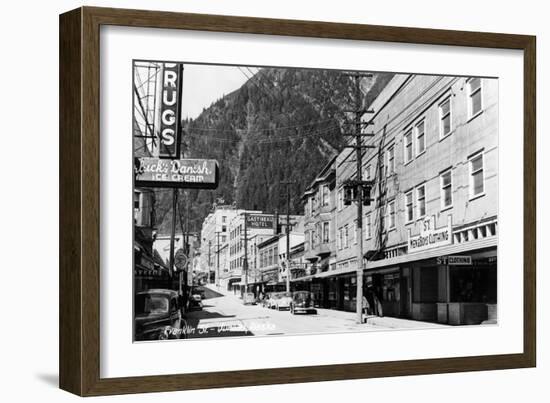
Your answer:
[314,236,497,279]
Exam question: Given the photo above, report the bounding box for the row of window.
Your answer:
[305,184,331,216]
[307,221,331,249]
[393,77,483,172]
[308,153,486,252]
[259,246,279,268]
[382,151,485,231]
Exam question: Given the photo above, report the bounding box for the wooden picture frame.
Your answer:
[59,6,536,396]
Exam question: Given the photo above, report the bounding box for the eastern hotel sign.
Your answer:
[408,216,453,253]
[246,214,274,229]
[135,158,219,189]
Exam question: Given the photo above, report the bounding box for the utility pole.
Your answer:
[243,212,249,294]
[216,231,221,288]
[168,189,179,279]
[281,181,295,293]
[208,240,212,284]
[343,72,375,324]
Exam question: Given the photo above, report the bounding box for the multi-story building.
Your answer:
[297,74,498,325]
[228,212,304,293]
[199,205,243,286]
[256,231,305,295]
[302,156,340,308]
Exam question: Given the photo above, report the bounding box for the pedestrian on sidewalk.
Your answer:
[361,295,371,323]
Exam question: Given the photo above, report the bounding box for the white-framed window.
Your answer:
[222,215,227,223]
[321,185,330,207]
[467,77,482,118]
[440,169,453,209]
[404,129,413,163]
[344,225,349,248]
[387,145,395,175]
[405,190,414,223]
[352,222,357,245]
[416,184,426,218]
[365,213,372,240]
[439,97,452,138]
[469,152,485,198]
[415,120,426,155]
[322,221,330,243]
[337,188,343,211]
[337,228,342,250]
[363,164,371,180]
[387,200,396,230]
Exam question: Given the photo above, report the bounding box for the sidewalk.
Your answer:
[316,307,448,329]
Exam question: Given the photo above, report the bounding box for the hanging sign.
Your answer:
[158,63,183,159]
[134,157,219,189]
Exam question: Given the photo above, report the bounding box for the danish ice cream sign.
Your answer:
[135,158,219,189]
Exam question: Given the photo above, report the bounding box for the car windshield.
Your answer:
[135,294,169,315]
[293,292,312,301]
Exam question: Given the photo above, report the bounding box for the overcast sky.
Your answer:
[180,64,249,120]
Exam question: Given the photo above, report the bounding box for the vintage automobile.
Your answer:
[188,292,203,311]
[273,292,293,311]
[134,289,186,341]
[290,291,317,314]
[242,292,257,305]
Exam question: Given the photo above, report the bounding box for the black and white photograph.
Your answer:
[133,60,498,341]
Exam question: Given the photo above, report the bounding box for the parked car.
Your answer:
[243,292,257,305]
[134,289,186,341]
[188,292,203,311]
[274,292,292,310]
[290,291,317,314]
[264,293,278,309]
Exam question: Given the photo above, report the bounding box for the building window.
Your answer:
[404,129,413,163]
[469,152,485,198]
[322,222,330,243]
[405,190,414,223]
[468,77,482,118]
[416,184,426,218]
[365,213,372,239]
[439,97,452,137]
[222,215,227,223]
[440,169,453,209]
[322,185,330,207]
[222,225,227,232]
[344,225,349,248]
[337,228,342,250]
[363,164,371,180]
[387,200,396,229]
[416,120,425,155]
[387,145,395,175]
[337,188,343,211]
[352,222,357,245]
[133,191,140,209]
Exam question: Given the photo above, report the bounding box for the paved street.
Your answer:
[183,285,387,339]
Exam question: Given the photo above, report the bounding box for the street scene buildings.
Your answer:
[133,61,498,341]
